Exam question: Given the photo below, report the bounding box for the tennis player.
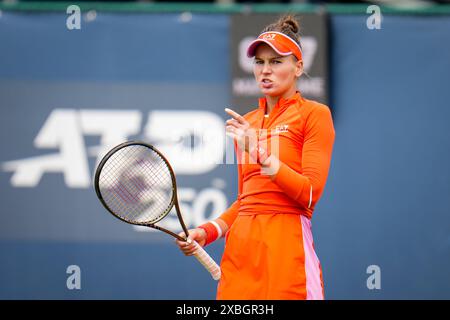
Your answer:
[176,15,335,300]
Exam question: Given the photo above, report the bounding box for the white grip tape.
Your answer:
[191,240,221,280]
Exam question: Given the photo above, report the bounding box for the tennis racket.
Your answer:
[94,141,221,280]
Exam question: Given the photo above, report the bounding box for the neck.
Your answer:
[265,86,298,114]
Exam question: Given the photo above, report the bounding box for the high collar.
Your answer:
[258,91,303,112]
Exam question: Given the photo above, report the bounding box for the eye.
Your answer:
[271,60,282,64]
[254,60,264,65]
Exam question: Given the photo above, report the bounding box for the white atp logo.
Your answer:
[366,5,382,30]
[2,109,225,188]
[66,265,81,290]
[66,5,81,30]
[366,265,381,290]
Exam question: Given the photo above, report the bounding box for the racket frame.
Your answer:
[94,141,190,242]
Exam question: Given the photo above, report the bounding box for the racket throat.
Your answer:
[148,224,185,242]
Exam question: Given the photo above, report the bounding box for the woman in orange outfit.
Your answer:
[176,15,335,300]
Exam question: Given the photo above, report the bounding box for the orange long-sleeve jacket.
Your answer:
[220,92,335,226]
[216,92,335,299]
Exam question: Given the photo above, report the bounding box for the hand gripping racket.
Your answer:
[94,141,221,280]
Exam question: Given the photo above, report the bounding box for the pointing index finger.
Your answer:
[225,108,246,125]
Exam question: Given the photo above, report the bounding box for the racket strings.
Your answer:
[98,145,174,224]
[103,149,171,222]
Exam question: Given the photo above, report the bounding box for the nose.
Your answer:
[262,62,272,75]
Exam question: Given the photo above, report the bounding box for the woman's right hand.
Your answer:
[225,108,257,154]
[225,108,265,164]
[175,228,207,256]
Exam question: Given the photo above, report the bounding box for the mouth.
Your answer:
[261,79,273,89]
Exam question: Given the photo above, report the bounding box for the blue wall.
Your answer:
[1,10,449,299]
[317,14,450,299]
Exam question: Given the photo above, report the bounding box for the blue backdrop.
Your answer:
[0,9,449,299]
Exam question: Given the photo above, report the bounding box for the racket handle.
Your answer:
[190,240,221,281]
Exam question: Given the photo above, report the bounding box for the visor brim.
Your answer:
[246,39,292,58]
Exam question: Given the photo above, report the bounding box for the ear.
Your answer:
[295,59,304,78]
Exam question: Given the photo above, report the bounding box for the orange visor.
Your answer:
[247,31,303,61]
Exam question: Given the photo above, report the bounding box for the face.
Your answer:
[253,43,303,98]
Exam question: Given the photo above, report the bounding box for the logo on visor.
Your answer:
[262,33,276,41]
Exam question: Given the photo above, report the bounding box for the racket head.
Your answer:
[94,141,177,226]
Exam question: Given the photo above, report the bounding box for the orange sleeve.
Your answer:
[218,143,242,228]
[272,105,335,210]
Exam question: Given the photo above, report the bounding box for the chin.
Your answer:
[261,90,281,97]
[260,87,279,96]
